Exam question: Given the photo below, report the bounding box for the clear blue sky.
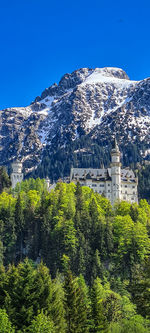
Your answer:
[0,0,150,109]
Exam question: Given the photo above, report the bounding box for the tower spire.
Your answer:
[112,137,119,153]
[111,137,121,205]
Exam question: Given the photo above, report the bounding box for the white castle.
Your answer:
[10,140,138,205]
[11,160,23,189]
[10,161,53,190]
[70,139,138,205]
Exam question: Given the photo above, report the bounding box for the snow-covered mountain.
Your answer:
[1,67,150,178]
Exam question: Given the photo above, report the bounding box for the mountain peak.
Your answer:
[93,67,130,80]
[34,67,131,102]
[1,66,150,180]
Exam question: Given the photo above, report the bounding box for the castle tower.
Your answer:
[11,160,23,189]
[45,176,50,190]
[111,138,121,205]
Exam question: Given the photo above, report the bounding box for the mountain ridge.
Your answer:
[0,67,150,180]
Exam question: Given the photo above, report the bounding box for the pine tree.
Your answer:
[130,259,150,319]
[51,273,67,333]
[75,182,84,213]
[5,259,53,331]
[0,265,7,308]
[0,167,11,193]
[91,249,104,284]
[64,269,78,333]
[28,310,55,333]
[0,309,14,333]
[77,274,92,332]
[14,194,24,261]
[64,269,89,333]
[91,277,108,332]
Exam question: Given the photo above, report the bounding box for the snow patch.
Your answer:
[79,69,139,130]
[15,107,32,117]
[81,68,138,87]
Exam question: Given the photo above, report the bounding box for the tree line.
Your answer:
[0,178,150,331]
[0,258,150,332]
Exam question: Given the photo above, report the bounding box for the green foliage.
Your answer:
[0,167,11,193]
[4,259,53,331]
[0,179,150,331]
[28,310,55,333]
[51,273,67,333]
[108,316,150,333]
[0,309,14,333]
[0,259,149,332]
[0,179,150,280]
[64,269,90,333]
[15,177,47,195]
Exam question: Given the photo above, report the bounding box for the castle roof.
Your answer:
[71,167,136,182]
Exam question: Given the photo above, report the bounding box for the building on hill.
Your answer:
[11,160,23,189]
[70,139,138,205]
[10,163,55,191]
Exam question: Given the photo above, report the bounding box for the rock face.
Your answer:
[0,67,150,179]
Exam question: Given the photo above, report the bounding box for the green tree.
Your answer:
[0,309,14,333]
[91,249,104,284]
[51,273,67,333]
[130,259,150,318]
[0,167,11,193]
[0,193,16,264]
[5,259,53,331]
[64,269,89,333]
[113,215,135,276]
[109,316,150,333]
[77,274,92,332]
[28,310,55,333]
[91,277,108,332]
[14,194,24,261]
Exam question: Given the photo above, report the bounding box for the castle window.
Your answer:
[132,186,135,188]
[125,191,127,194]
[125,185,127,188]
[108,190,110,193]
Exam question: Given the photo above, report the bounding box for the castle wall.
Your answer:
[11,161,23,189]
[11,173,23,189]
[70,141,138,205]
[120,182,138,203]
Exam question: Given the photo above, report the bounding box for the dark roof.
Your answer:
[71,167,137,182]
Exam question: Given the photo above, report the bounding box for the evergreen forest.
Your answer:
[0,176,150,331]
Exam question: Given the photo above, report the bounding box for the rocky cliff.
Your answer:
[0,67,150,179]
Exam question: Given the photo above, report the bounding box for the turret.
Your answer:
[11,160,23,189]
[45,176,50,190]
[111,138,121,204]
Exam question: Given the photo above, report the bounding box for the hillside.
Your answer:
[0,179,150,331]
[0,67,150,182]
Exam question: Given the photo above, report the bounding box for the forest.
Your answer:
[0,174,150,331]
